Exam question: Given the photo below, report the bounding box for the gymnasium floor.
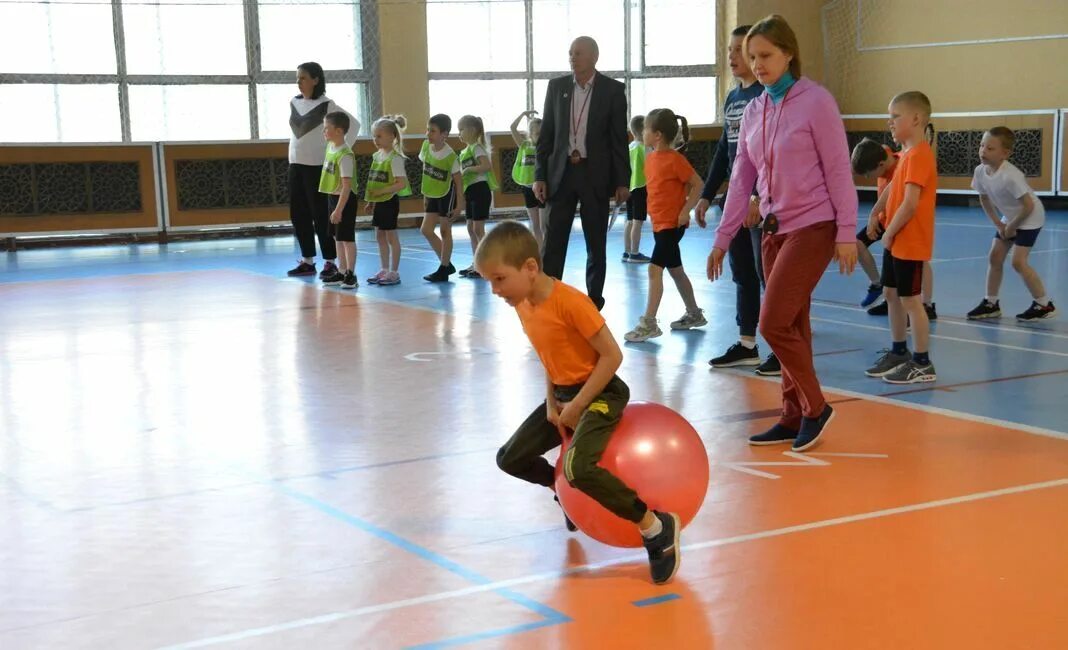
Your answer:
[2,205,1067,649]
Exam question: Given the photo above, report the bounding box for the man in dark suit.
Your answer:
[533,36,630,311]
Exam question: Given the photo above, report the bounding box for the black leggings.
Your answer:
[288,163,336,260]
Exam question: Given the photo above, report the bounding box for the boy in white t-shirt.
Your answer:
[967,127,1055,321]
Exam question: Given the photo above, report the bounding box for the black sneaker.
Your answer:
[748,423,798,446]
[341,271,357,290]
[967,299,1001,320]
[708,343,760,368]
[755,353,781,376]
[423,266,449,282]
[925,302,938,321]
[792,404,835,452]
[465,269,482,279]
[642,511,681,585]
[628,252,652,264]
[554,495,577,532]
[865,349,912,377]
[318,261,338,280]
[445,263,457,275]
[287,261,316,277]
[458,266,473,277]
[1016,301,1056,321]
[867,301,888,316]
[322,270,344,286]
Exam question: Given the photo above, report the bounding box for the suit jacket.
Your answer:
[535,72,630,200]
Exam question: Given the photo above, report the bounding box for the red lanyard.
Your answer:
[571,82,593,142]
[761,86,792,206]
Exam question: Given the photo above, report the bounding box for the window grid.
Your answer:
[426,0,719,125]
[0,0,378,142]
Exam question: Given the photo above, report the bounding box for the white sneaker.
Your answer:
[670,309,707,330]
[377,271,401,286]
[624,316,663,342]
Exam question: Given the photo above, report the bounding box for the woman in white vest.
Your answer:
[286,62,361,279]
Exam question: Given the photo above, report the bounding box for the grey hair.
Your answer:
[572,36,599,59]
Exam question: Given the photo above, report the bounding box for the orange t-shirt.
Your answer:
[516,280,605,386]
[885,141,937,261]
[875,146,901,227]
[645,150,696,232]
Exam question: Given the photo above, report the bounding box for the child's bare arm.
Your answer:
[978,194,1003,228]
[374,177,407,198]
[466,155,493,174]
[870,181,891,224]
[1004,194,1034,232]
[680,172,703,227]
[883,183,920,238]
[567,325,622,413]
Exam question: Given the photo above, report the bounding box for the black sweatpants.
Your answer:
[541,162,610,309]
[289,163,336,260]
[495,375,647,523]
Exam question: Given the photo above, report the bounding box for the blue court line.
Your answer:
[274,483,571,633]
[633,593,682,607]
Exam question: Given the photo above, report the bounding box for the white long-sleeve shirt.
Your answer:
[288,95,361,166]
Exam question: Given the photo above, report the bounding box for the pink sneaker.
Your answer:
[367,270,387,285]
[377,271,401,286]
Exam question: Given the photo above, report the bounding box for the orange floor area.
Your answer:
[2,271,1068,649]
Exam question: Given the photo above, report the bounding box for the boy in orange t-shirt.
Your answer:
[624,109,707,342]
[851,139,936,317]
[864,91,938,384]
[475,221,681,585]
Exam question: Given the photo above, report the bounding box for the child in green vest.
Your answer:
[419,113,465,283]
[510,109,544,248]
[319,111,359,289]
[457,114,499,279]
[624,115,652,263]
[365,114,412,286]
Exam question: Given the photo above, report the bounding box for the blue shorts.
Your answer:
[996,227,1041,248]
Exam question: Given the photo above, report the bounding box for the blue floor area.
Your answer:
[3,204,1067,433]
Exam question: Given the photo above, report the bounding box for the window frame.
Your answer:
[0,0,380,142]
[427,0,719,126]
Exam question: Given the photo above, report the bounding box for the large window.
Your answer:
[427,0,718,131]
[0,0,375,142]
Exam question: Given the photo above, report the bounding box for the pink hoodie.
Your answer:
[714,77,857,251]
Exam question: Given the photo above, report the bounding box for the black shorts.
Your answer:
[465,181,492,221]
[424,186,457,217]
[626,186,648,221]
[996,227,1042,248]
[520,185,545,209]
[881,249,924,298]
[651,226,686,269]
[372,194,400,230]
[327,193,358,241]
[856,225,882,248]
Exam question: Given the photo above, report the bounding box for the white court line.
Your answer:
[812,300,1068,342]
[732,370,1068,442]
[931,246,1068,263]
[160,477,1068,649]
[810,315,1068,358]
[936,220,1068,235]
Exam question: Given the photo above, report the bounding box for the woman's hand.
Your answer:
[833,242,858,275]
[707,247,726,281]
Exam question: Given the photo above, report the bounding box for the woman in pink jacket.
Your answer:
[708,14,857,452]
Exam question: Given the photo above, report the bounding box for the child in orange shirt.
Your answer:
[864,92,937,384]
[851,139,936,318]
[623,109,706,342]
[476,221,681,585]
